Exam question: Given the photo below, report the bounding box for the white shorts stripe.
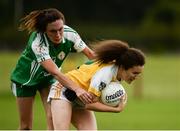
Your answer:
[11,82,17,97]
[47,86,69,103]
[47,81,85,108]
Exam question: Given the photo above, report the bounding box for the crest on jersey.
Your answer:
[99,82,106,91]
[58,51,66,60]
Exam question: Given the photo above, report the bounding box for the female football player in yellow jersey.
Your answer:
[48,39,146,130]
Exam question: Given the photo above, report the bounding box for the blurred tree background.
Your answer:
[0,0,180,53]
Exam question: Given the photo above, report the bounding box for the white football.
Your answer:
[101,82,126,107]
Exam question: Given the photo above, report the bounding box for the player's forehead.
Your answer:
[46,19,64,30]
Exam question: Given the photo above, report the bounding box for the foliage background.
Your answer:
[0,0,180,52]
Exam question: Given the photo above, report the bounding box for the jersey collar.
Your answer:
[61,37,65,44]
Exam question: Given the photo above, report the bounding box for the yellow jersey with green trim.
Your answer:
[65,62,119,97]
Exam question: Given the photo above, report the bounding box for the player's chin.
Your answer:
[53,39,61,44]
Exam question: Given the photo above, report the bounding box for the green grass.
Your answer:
[96,99,180,130]
[1,92,179,130]
[0,92,46,130]
[143,54,180,99]
[0,51,19,92]
[0,52,180,130]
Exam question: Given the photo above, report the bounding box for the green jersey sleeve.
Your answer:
[64,25,87,52]
[31,33,51,63]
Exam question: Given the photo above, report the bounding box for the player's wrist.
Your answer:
[73,87,79,94]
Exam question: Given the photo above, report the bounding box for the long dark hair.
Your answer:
[18,8,65,33]
[93,40,145,70]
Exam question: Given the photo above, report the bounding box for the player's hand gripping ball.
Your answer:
[101,82,126,107]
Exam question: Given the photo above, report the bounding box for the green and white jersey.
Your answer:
[11,25,87,86]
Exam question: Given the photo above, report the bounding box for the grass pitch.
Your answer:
[0,52,179,130]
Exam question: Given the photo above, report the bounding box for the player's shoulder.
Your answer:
[101,63,116,69]
[64,25,78,34]
[29,32,42,42]
[29,32,49,48]
[97,63,117,74]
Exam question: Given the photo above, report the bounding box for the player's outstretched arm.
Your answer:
[41,59,94,104]
[85,94,127,113]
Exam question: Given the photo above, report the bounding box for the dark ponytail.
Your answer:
[19,8,65,33]
[93,40,145,69]
[93,40,129,64]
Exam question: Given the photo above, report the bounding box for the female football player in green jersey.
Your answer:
[10,8,95,130]
[48,40,146,130]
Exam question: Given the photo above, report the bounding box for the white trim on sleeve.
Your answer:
[64,25,87,52]
[31,33,51,63]
[90,65,118,92]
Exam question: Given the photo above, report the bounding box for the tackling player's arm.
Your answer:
[40,59,94,104]
[82,46,96,60]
